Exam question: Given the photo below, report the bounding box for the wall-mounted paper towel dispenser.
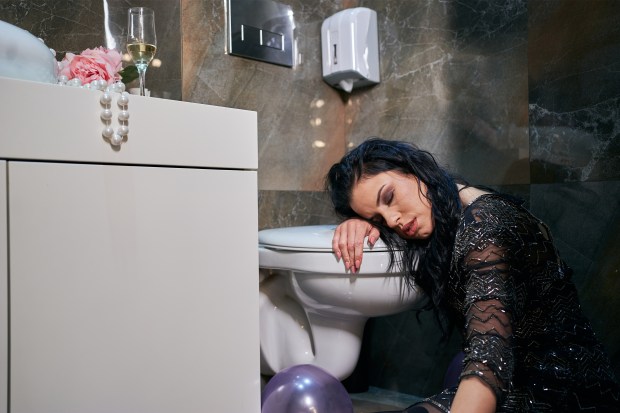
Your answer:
[321,7,380,93]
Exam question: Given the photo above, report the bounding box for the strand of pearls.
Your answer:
[100,89,129,146]
[57,76,130,147]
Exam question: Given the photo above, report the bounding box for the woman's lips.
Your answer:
[402,218,418,237]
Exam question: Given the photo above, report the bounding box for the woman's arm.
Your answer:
[451,198,530,412]
[332,218,380,273]
[451,376,496,413]
[452,239,516,412]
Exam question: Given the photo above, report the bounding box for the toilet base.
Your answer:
[259,270,368,380]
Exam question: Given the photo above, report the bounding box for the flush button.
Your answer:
[261,29,283,51]
[241,25,261,44]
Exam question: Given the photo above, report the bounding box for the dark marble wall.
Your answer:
[529,0,620,183]
[2,0,618,400]
[527,0,620,382]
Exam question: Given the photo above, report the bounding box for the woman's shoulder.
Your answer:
[462,192,526,223]
[455,192,536,254]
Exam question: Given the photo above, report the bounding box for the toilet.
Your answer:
[259,225,425,381]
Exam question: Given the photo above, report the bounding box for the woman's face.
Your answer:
[350,171,434,240]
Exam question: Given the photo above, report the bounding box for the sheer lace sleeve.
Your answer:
[458,241,515,403]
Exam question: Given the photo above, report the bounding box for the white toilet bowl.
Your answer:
[259,225,425,381]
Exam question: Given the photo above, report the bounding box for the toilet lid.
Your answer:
[258,224,389,252]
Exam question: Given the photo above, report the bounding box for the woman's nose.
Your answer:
[384,211,400,228]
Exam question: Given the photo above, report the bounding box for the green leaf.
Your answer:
[119,65,139,84]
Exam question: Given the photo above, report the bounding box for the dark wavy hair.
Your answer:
[325,138,463,333]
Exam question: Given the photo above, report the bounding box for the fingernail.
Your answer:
[355,260,361,269]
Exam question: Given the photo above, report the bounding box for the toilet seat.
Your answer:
[258,225,388,252]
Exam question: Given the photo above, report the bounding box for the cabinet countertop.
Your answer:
[0,77,257,170]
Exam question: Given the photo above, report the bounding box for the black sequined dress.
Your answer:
[411,194,619,413]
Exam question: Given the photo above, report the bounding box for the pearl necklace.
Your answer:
[57,76,131,148]
[100,89,129,147]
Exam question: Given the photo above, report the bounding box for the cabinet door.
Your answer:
[9,161,259,413]
[0,161,7,413]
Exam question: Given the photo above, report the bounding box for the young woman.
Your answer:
[325,138,619,413]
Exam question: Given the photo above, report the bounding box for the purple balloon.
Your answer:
[262,364,354,413]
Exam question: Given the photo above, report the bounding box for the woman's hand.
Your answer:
[332,219,380,273]
[451,376,497,413]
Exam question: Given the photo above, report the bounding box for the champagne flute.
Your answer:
[127,7,157,96]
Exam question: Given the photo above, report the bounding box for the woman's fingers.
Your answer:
[368,226,380,247]
[333,222,354,269]
[351,224,365,271]
[332,225,344,260]
[332,219,377,273]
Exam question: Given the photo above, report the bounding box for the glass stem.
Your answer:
[137,65,147,96]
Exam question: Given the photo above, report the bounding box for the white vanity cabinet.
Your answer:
[0,77,260,413]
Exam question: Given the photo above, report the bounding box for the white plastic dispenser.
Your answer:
[321,7,380,93]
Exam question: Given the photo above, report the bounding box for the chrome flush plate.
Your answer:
[227,0,295,67]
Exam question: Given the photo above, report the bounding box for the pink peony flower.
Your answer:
[58,47,122,85]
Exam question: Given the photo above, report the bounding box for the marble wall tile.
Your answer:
[529,0,620,183]
[527,1,620,379]
[182,0,349,191]
[258,190,339,229]
[0,0,103,51]
[346,0,529,186]
[0,0,182,100]
[530,181,620,376]
[181,0,529,191]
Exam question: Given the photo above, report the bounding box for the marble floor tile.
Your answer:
[350,387,422,413]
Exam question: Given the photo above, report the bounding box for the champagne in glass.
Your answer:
[127,7,156,96]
